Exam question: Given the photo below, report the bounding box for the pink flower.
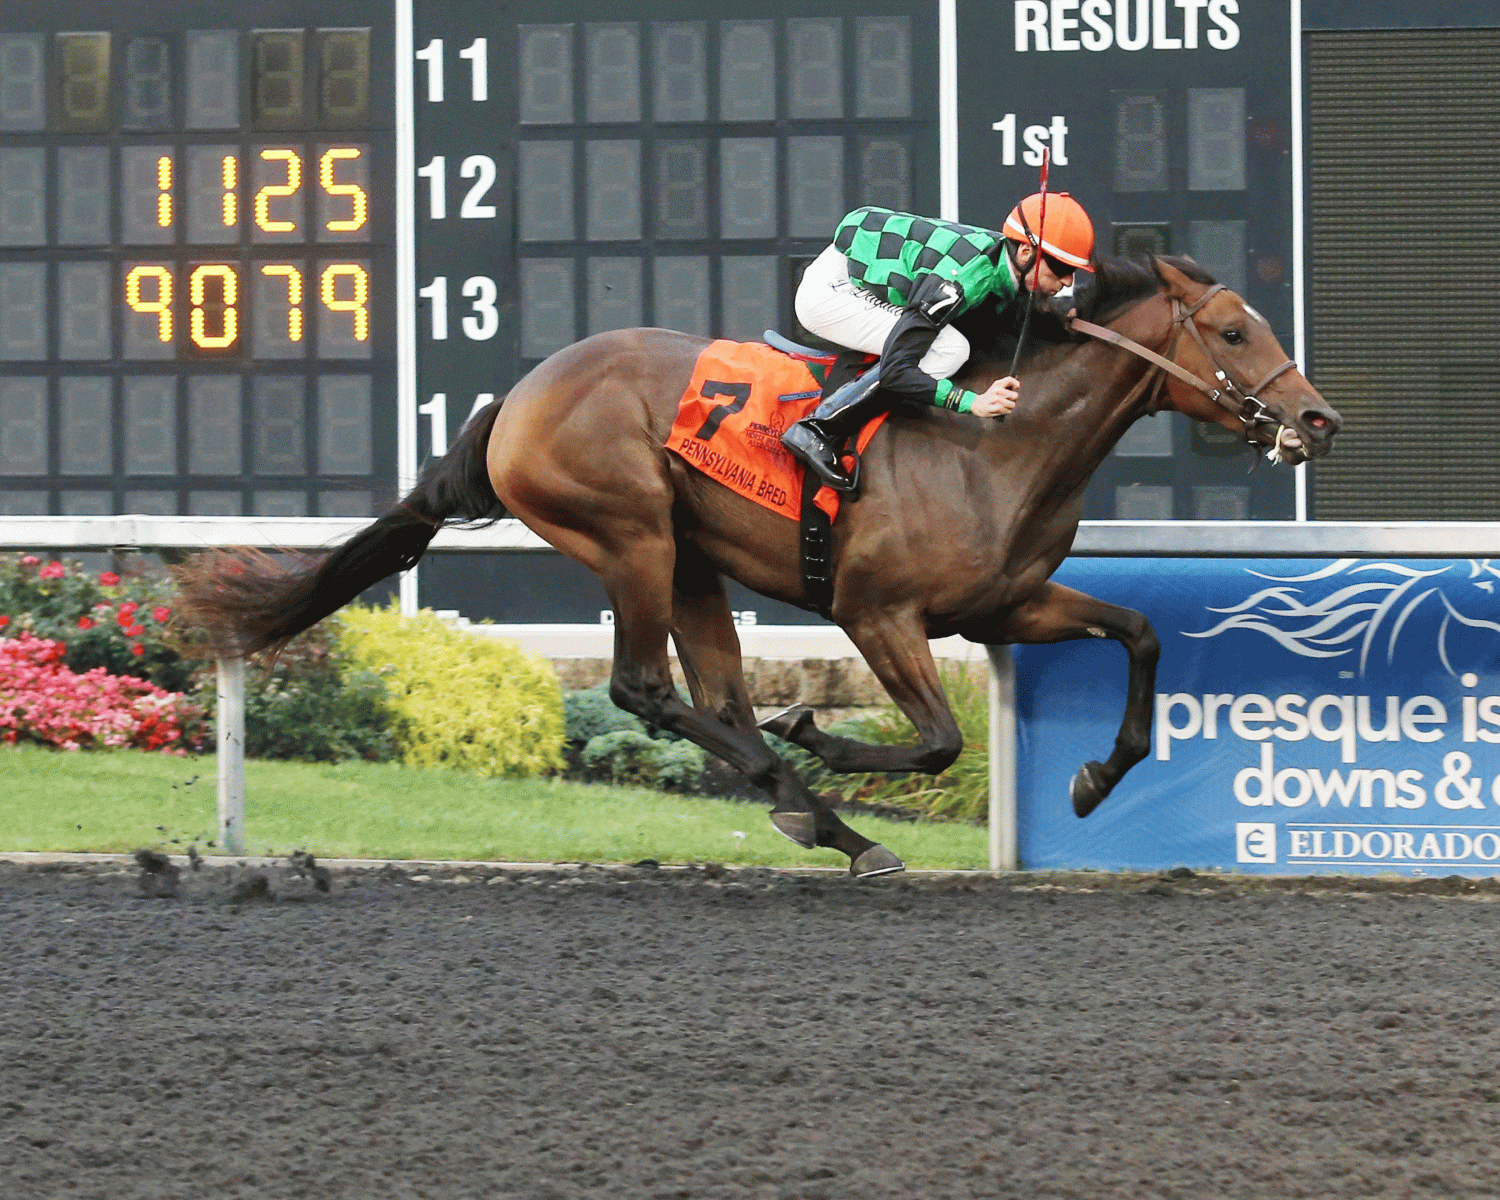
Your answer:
[115,611,133,629]
[152,606,171,622]
[126,624,144,638]
[0,631,198,752]
[77,617,94,630]
[19,555,38,566]
[98,571,120,586]
[38,561,64,580]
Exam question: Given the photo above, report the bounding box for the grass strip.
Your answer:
[0,744,988,870]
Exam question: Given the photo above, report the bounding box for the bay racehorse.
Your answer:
[175,256,1341,876]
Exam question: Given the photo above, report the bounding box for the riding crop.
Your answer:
[1008,147,1050,378]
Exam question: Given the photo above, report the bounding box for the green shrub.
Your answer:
[233,622,399,763]
[564,682,646,743]
[563,681,702,782]
[180,616,405,766]
[339,603,565,778]
[810,661,990,822]
[582,729,660,786]
[656,739,706,791]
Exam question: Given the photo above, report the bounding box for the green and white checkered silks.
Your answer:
[831,207,1020,313]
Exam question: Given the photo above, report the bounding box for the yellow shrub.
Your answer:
[337,604,565,778]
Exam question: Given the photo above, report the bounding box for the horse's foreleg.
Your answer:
[760,609,964,775]
[670,548,900,876]
[997,581,1160,817]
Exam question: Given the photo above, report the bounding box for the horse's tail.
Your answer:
[173,397,506,657]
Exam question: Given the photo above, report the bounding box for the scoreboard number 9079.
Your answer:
[116,145,372,359]
[0,5,394,522]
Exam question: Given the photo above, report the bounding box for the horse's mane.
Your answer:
[950,254,1220,369]
[1082,255,1218,323]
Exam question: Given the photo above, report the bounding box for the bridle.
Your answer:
[1070,283,1298,444]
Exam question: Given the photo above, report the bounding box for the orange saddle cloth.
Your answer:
[665,340,888,522]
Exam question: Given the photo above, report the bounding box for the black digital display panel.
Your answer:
[961,1,1298,521]
[409,0,938,464]
[411,0,939,619]
[0,1,394,519]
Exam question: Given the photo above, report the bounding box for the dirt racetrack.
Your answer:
[4,858,1500,1200]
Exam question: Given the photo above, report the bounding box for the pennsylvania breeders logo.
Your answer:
[745,417,788,456]
[1184,559,1500,678]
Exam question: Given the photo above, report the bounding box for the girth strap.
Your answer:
[798,466,835,619]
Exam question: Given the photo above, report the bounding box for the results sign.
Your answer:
[959,0,1299,522]
[0,1,1309,620]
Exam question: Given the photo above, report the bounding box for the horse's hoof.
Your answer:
[850,845,905,878]
[757,703,816,743]
[769,810,818,849]
[1071,761,1110,817]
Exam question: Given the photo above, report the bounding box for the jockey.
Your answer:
[782,195,1095,491]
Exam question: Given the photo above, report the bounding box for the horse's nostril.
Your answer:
[1305,413,1329,431]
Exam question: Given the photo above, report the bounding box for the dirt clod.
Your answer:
[227,872,271,903]
[132,848,180,899]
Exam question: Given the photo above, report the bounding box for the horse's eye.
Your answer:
[1222,328,1245,346]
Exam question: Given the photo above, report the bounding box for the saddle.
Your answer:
[761,329,837,364]
[762,329,873,394]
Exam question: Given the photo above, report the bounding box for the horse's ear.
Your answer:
[1152,257,1200,299]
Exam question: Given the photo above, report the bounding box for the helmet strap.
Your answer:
[1006,238,1033,292]
[1008,208,1042,293]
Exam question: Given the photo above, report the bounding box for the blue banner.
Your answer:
[1016,558,1500,876]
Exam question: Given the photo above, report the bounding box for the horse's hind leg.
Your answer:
[997,581,1160,817]
[669,545,901,876]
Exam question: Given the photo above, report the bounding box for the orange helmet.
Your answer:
[1002,192,1094,270]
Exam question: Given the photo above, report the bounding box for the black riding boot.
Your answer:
[780,369,885,492]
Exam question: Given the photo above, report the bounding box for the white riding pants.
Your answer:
[794,244,971,379]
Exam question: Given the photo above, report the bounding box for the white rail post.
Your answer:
[216,656,245,855]
[987,645,1018,872]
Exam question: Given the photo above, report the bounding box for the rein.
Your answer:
[1070,283,1297,440]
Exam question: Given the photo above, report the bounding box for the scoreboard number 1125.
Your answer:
[120,144,372,359]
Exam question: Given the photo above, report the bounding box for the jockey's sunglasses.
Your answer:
[1038,251,1076,280]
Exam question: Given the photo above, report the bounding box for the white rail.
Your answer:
[0,514,546,552]
[215,658,245,855]
[4,515,1498,867]
[1,514,1499,557]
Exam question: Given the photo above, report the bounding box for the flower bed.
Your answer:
[0,555,559,771]
[0,553,190,690]
[0,632,198,752]
[0,554,204,753]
